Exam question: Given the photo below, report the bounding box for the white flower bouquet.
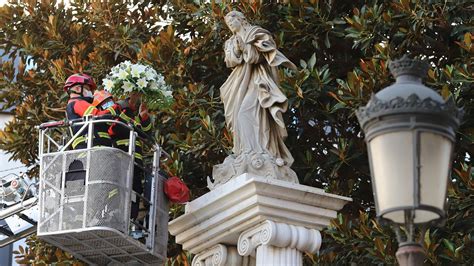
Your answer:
[102,61,173,110]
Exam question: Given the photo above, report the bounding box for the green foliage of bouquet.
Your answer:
[102,61,173,110]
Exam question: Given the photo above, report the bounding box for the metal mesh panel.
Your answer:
[80,250,102,257]
[73,232,93,240]
[42,154,63,189]
[124,245,143,254]
[89,148,132,185]
[111,256,135,263]
[64,180,85,197]
[63,243,89,251]
[108,237,132,247]
[39,200,60,233]
[86,183,127,232]
[96,230,118,238]
[39,153,63,234]
[86,148,131,233]
[135,253,165,264]
[39,151,89,233]
[154,175,169,258]
[102,248,123,256]
[42,228,166,265]
[61,152,88,231]
[86,256,112,265]
[154,208,168,256]
[84,239,114,249]
[47,236,70,247]
[62,200,84,231]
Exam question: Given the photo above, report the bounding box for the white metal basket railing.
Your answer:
[37,116,168,265]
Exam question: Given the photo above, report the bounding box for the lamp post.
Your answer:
[356,55,463,265]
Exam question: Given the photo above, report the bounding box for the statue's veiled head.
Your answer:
[224,11,249,33]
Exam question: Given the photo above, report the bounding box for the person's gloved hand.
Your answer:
[117,99,129,109]
[139,101,149,120]
[129,91,141,111]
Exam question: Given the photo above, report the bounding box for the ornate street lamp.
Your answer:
[356,55,463,265]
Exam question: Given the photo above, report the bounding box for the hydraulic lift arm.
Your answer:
[0,197,38,248]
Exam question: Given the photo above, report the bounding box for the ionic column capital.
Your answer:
[192,244,227,266]
[237,220,322,256]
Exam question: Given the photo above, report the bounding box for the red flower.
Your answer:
[164,176,190,203]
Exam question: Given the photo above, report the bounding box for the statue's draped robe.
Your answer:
[220,26,296,166]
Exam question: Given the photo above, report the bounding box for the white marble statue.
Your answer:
[210,11,299,189]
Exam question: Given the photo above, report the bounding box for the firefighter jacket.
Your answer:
[66,96,120,149]
[108,103,152,163]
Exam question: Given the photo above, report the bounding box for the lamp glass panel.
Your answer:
[369,131,414,223]
[416,132,452,223]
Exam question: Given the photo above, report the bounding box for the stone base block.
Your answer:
[169,174,351,255]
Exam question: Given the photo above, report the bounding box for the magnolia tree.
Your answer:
[0,0,472,265]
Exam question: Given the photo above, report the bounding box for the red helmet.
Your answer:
[63,73,97,92]
[93,90,113,107]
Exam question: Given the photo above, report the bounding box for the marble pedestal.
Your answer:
[168,174,352,266]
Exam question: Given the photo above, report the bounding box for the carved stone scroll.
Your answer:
[237,220,322,266]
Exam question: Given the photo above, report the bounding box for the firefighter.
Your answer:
[92,90,118,147]
[64,74,120,149]
[108,92,152,223]
[93,90,116,111]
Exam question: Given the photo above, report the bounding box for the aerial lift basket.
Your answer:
[37,117,168,265]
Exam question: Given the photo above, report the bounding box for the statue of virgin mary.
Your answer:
[210,11,299,189]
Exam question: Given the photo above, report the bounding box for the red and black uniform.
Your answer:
[108,100,152,163]
[66,96,120,149]
[108,100,152,220]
